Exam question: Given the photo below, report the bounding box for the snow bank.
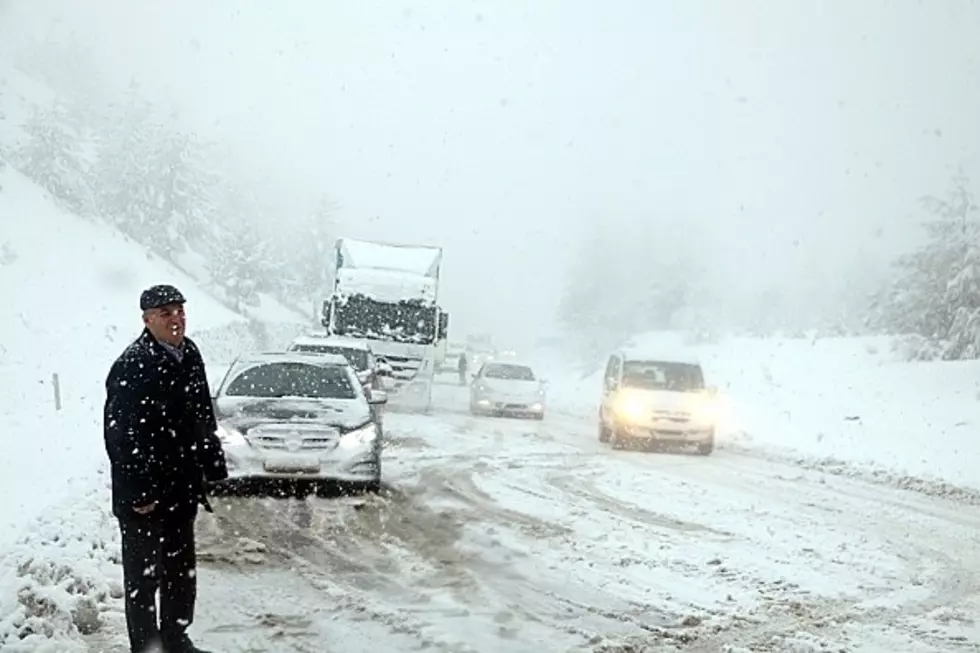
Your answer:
[0,483,117,653]
[541,331,980,494]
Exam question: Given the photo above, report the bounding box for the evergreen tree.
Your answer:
[872,172,980,359]
[12,101,96,215]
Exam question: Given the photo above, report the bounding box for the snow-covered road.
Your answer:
[87,382,980,653]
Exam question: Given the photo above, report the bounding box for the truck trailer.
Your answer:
[321,237,449,412]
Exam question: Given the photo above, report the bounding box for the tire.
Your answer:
[365,451,383,492]
[696,435,715,456]
[598,421,611,443]
[610,427,626,450]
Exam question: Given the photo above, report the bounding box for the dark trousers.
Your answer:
[119,516,197,653]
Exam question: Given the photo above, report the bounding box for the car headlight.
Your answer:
[339,423,378,449]
[613,394,649,423]
[215,424,247,447]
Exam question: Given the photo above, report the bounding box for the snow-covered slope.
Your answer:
[0,165,287,650]
[540,331,980,494]
[0,165,249,542]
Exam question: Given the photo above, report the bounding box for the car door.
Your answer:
[471,363,487,387]
[600,355,620,424]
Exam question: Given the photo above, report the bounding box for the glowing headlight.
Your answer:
[613,394,649,423]
[215,424,247,447]
[339,423,378,449]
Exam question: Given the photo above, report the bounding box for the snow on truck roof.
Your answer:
[337,237,442,277]
[335,268,438,304]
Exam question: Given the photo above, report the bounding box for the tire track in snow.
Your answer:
[610,450,980,650]
[201,496,481,652]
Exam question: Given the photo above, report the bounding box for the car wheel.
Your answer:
[696,435,715,456]
[598,421,611,443]
[610,426,631,450]
[533,413,544,421]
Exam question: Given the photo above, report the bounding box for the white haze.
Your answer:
[3,0,980,345]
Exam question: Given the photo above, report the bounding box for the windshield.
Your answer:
[222,362,357,400]
[484,363,535,381]
[621,361,704,392]
[290,344,369,371]
[331,294,436,345]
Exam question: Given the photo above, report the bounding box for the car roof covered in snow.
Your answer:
[232,351,352,368]
[617,346,701,366]
[482,359,536,371]
[289,334,371,351]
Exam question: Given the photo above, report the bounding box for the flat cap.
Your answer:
[140,284,186,311]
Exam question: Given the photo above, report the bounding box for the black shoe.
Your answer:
[163,633,212,653]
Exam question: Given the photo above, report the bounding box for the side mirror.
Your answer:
[368,390,388,405]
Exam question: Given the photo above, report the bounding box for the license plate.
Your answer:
[263,454,320,474]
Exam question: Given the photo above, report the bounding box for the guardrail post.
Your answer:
[52,372,62,411]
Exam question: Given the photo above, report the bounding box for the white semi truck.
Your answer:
[321,237,449,412]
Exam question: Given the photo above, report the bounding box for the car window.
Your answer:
[604,355,618,381]
[223,362,357,399]
[621,361,704,391]
[290,344,369,371]
[484,364,535,381]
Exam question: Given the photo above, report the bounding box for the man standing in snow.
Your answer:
[458,351,468,385]
[103,284,227,653]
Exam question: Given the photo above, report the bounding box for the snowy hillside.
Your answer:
[0,165,239,539]
[0,58,313,332]
[0,165,308,650]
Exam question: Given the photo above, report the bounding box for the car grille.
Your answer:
[652,410,691,423]
[246,424,340,452]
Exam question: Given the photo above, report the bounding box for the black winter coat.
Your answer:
[103,329,228,520]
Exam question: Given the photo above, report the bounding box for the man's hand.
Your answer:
[133,502,157,515]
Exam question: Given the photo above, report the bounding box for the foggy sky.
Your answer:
[4,0,980,345]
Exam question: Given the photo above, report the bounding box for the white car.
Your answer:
[598,350,717,455]
[469,361,546,420]
[286,334,381,388]
[211,352,388,492]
